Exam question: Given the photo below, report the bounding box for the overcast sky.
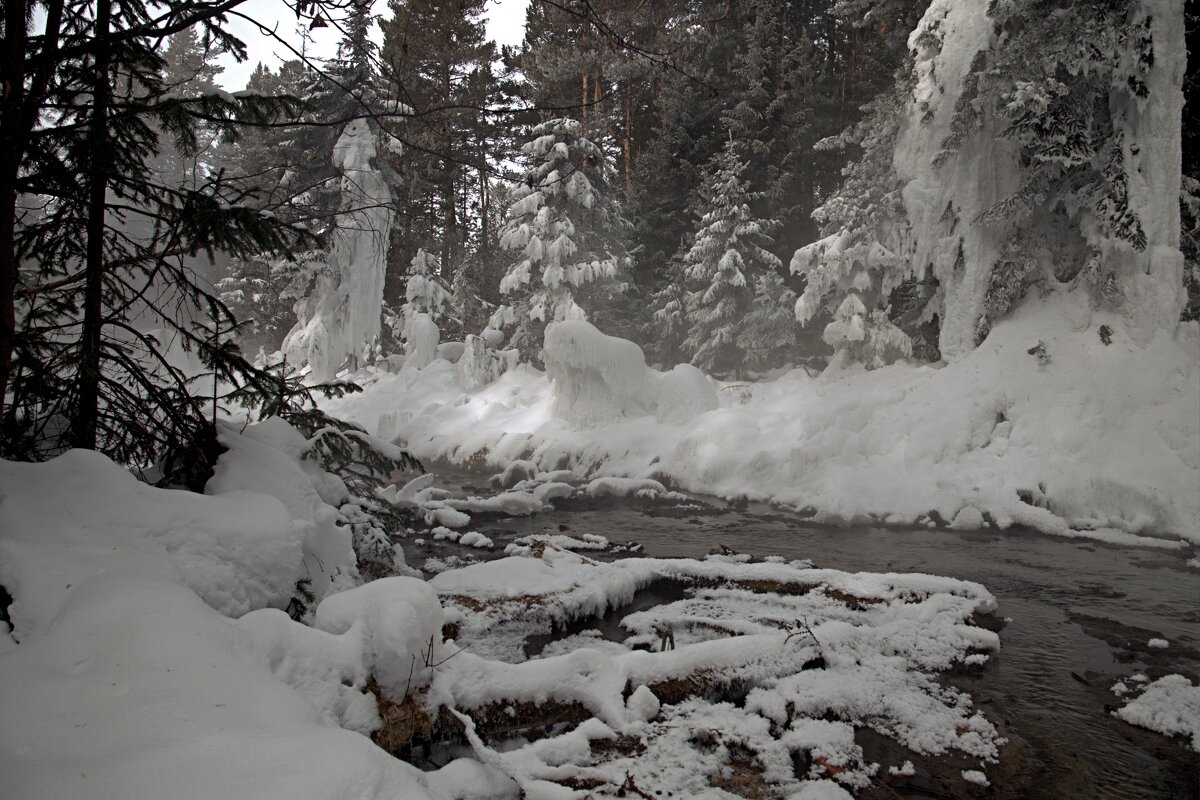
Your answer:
[217,0,529,89]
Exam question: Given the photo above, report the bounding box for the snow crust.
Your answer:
[326,293,1200,544]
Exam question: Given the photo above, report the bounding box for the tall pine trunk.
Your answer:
[0,0,63,429]
[0,0,29,426]
[73,0,112,450]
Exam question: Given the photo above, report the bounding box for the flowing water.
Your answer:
[410,474,1200,799]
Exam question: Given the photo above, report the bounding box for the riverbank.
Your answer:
[324,292,1200,547]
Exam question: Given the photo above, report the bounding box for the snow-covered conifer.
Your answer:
[494,118,631,359]
[402,248,453,326]
[790,84,917,368]
[737,270,804,372]
[681,139,783,376]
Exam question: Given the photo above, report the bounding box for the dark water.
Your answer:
[412,475,1200,799]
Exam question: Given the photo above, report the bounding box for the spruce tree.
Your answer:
[494,118,631,359]
[0,0,392,482]
[680,139,782,376]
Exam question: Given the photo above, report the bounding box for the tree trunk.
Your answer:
[0,0,29,425]
[73,0,113,451]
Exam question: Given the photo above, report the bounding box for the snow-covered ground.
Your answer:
[325,292,1200,547]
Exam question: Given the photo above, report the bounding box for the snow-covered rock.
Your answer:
[1113,674,1200,752]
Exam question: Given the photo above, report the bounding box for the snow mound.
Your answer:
[1113,674,1200,751]
[0,450,448,800]
[313,577,444,696]
[655,363,718,424]
[584,476,686,501]
[544,320,657,426]
[404,311,440,370]
[0,449,302,625]
[544,320,716,428]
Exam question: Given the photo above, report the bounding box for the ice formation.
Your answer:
[544,320,657,426]
[543,320,717,428]
[403,311,440,370]
[283,120,393,382]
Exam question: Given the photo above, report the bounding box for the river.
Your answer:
[404,472,1200,799]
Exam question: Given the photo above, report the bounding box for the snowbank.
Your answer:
[0,449,302,623]
[325,292,1200,544]
[0,449,454,800]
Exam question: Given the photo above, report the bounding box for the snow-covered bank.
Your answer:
[0,444,455,800]
[325,293,1200,545]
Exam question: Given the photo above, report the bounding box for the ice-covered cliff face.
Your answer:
[894,0,1186,361]
[285,119,393,382]
[1114,0,1186,341]
[894,0,1020,363]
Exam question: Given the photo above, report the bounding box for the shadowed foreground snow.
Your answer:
[326,292,1200,547]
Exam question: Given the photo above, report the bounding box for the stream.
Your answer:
[403,472,1200,799]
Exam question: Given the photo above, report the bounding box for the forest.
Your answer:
[1,0,1197,798]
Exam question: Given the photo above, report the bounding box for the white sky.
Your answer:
[217,0,530,89]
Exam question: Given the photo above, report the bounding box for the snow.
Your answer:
[961,769,990,786]
[208,418,359,604]
[544,319,657,426]
[426,548,1002,796]
[0,449,303,624]
[1113,674,1200,751]
[312,577,444,696]
[404,311,441,370]
[458,532,495,549]
[0,450,446,800]
[1147,637,1169,649]
[325,292,1200,545]
[543,320,717,429]
[626,685,661,721]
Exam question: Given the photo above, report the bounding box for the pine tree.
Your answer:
[494,118,631,359]
[381,0,500,300]
[401,248,453,326]
[790,83,916,368]
[738,270,803,372]
[0,0,370,479]
[680,139,782,376]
